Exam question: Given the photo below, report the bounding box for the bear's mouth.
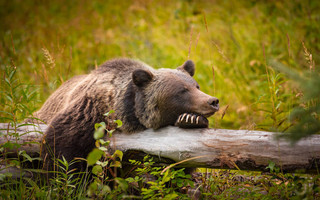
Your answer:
[175,113,210,128]
[203,110,218,118]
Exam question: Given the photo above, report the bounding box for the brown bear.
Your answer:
[34,58,219,172]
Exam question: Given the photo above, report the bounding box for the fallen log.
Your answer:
[1,123,320,173]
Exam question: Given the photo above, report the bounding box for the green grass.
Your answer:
[1,0,320,199]
[1,0,319,130]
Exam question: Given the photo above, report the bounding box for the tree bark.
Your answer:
[1,123,320,173]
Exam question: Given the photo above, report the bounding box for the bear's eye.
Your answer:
[179,87,189,94]
[196,85,200,90]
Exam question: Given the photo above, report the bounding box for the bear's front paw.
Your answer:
[175,113,208,128]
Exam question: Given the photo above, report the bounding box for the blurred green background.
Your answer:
[1,0,319,130]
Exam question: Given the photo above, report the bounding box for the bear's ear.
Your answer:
[132,69,154,87]
[178,60,195,77]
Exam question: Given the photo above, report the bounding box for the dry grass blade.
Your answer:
[203,13,208,32]
[221,105,229,120]
[41,63,49,84]
[230,159,241,171]
[10,59,17,69]
[212,65,215,90]
[195,32,200,49]
[286,33,290,58]
[10,33,16,55]
[42,47,56,68]
[211,40,230,64]
[95,60,98,69]
[161,155,209,174]
[188,27,193,59]
[302,41,315,71]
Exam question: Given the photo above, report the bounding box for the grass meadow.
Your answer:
[1,0,320,199]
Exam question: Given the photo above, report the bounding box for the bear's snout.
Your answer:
[207,97,219,110]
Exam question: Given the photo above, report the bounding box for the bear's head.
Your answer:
[132,60,219,130]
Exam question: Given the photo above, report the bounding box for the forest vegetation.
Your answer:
[1,0,319,199]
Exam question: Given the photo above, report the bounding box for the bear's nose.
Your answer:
[208,97,219,107]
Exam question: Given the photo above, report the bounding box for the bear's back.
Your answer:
[93,58,153,76]
[32,74,92,123]
[32,58,152,124]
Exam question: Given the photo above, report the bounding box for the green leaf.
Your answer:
[161,170,171,183]
[87,148,104,166]
[102,185,111,195]
[276,101,282,110]
[110,161,122,168]
[99,122,106,128]
[2,142,21,150]
[115,177,128,191]
[4,77,11,87]
[94,123,101,130]
[95,122,106,130]
[107,129,114,137]
[92,165,103,175]
[103,110,115,117]
[0,173,12,181]
[98,146,108,151]
[125,177,135,183]
[96,160,109,167]
[99,139,110,146]
[0,111,13,117]
[164,193,178,200]
[8,69,16,80]
[266,161,275,172]
[87,180,99,196]
[5,94,13,103]
[114,119,122,128]
[112,150,123,161]
[19,150,33,162]
[257,109,272,113]
[94,127,105,140]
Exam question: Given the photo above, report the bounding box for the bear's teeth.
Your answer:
[191,115,195,124]
[186,114,190,123]
[180,113,187,122]
[196,116,200,124]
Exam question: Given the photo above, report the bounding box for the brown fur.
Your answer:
[35,58,219,172]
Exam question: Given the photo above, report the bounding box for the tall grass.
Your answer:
[0,0,320,198]
[1,0,319,130]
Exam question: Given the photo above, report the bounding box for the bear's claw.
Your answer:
[175,113,209,128]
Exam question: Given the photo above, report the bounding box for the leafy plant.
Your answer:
[86,111,128,199]
[270,59,320,142]
[0,65,38,124]
[48,157,85,199]
[0,65,40,183]
[255,68,293,132]
[1,1,320,198]
[126,155,193,200]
